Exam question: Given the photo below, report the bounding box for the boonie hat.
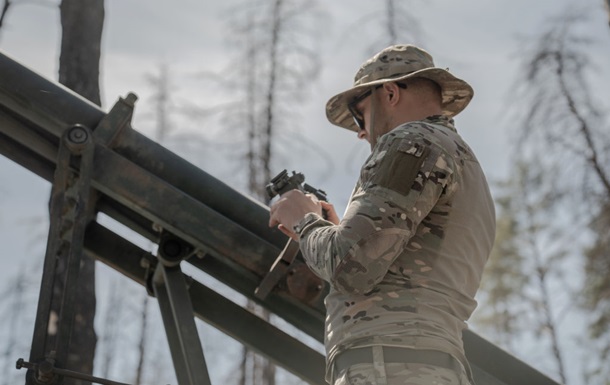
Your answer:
[326,44,474,132]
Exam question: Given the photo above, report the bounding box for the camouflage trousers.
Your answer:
[332,362,471,385]
[331,347,471,385]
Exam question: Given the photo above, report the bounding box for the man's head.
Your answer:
[326,44,473,138]
[349,77,444,142]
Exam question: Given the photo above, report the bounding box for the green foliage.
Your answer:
[582,202,610,382]
[475,183,530,351]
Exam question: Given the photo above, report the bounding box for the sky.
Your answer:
[1,0,609,384]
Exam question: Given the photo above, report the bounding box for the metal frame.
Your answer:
[0,51,561,385]
[153,263,211,385]
[26,125,96,384]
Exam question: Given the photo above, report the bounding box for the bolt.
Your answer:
[162,239,182,258]
[37,359,55,382]
[68,126,88,144]
[124,92,138,106]
[64,125,91,154]
[140,257,151,269]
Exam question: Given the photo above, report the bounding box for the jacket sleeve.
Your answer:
[298,134,454,295]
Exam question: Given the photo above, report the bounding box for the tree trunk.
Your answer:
[59,0,104,106]
[53,0,104,382]
[134,295,149,385]
[0,0,12,34]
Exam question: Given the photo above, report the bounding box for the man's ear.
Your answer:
[384,83,400,105]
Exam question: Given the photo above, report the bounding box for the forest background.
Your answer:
[0,0,609,385]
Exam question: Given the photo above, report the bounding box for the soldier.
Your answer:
[269,44,496,385]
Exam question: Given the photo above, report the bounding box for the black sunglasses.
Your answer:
[348,82,407,131]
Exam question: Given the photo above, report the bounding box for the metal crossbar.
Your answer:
[0,51,561,385]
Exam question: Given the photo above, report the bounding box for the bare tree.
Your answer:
[379,0,424,47]
[512,6,610,196]
[338,0,424,55]
[0,265,36,385]
[0,1,56,41]
[489,4,610,384]
[147,64,173,143]
[98,279,125,380]
[134,294,149,385]
[216,1,326,384]
[217,0,327,198]
[511,0,610,362]
[42,1,105,383]
[583,201,610,384]
[59,0,104,105]
[0,0,11,32]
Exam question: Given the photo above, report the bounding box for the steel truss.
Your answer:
[0,51,559,385]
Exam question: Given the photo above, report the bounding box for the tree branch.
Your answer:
[0,0,11,32]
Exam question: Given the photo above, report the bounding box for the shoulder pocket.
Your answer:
[369,140,430,195]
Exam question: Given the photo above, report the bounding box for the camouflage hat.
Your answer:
[326,44,474,132]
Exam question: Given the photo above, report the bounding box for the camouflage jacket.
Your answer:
[296,115,496,381]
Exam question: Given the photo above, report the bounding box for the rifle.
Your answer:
[255,170,327,300]
[265,170,328,202]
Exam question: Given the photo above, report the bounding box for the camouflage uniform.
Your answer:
[333,362,470,385]
[296,115,495,384]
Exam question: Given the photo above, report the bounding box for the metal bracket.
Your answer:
[17,358,134,385]
[93,93,138,148]
[152,258,211,385]
[158,231,195,267]
[27,125,95,384]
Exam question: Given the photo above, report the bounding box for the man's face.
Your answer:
[354,96,371,142]
[348,83,405,144]
[352,89,393,144]
[348,86,379,143]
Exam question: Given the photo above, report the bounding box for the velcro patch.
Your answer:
[398,141,426,157]
[369,140,430,195]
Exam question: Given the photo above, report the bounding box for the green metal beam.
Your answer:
[0,50,561,385]
[85,223,326,385]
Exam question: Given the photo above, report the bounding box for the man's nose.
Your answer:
[357,129,367,140]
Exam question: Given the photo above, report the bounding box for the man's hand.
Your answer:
[269,190,328,241]
[320,201,340,225]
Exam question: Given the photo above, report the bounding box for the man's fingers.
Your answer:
[319,201,340,225]
[269,204,279,227]
[278,224,299,241]
[305,192,320,203]
[269,217,278,227]
[268,189,319,232]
